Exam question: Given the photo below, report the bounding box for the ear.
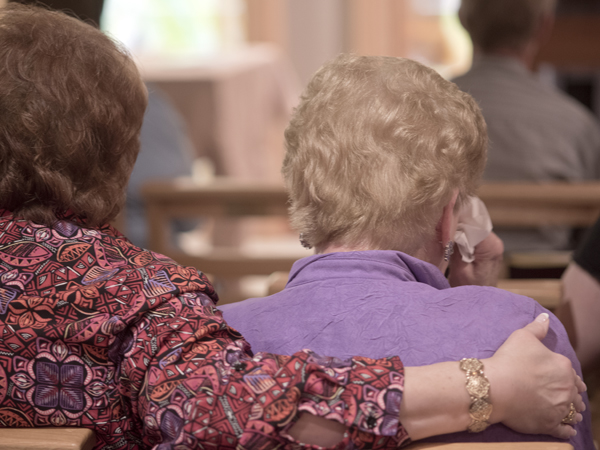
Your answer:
[435,189,460,246]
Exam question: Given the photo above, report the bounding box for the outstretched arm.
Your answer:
[114,264,583,448]
[290,313,584,445]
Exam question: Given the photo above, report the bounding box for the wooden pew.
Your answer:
[497,278,562,311]
[0,428,573,450]
[478,182,600,228]
[478,182,600,278]
[142,177,292,281]
[0,428,95,450]
[143,179,600,265]
[407,443,572,450]
[142,179,600,305]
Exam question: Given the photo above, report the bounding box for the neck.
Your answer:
[475,42,538,71]
[318,241,445,272]
[317,243,369,254]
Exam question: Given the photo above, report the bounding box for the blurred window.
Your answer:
[101,0,246,58]
[408,0,472,78]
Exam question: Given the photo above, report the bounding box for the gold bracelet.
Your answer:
[459,358,492,433]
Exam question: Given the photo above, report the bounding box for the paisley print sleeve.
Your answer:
[130,291,408,449]
[0,212,408,449]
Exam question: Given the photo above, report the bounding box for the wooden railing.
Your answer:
[478,182,600,228]
[142,177,293,279]
[0,428,95,450]
[407,443,572,450]
[142,179,600,307]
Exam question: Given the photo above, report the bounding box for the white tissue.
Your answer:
[453,196,493,263]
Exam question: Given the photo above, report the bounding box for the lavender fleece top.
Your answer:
[221,250,593,448]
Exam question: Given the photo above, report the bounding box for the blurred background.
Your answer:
[105,0,477,301]
[100,0,471,84]
[100,0,475,185]
[3,0,600,303]
[94,0,600,180]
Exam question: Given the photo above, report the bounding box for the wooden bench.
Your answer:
[0,428,573,450]
[142,177,292,280]
[478,182,600,228]
[478,182,600,277]
[407,443,572,450]
[0,428,95,450]
[497,278,562,310]
[142,179,600,304]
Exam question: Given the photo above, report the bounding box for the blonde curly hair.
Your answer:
[283,54,487,255]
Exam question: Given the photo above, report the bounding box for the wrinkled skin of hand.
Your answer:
[485,314,585,439]
[449,231,504,287]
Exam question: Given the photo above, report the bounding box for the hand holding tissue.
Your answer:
[454,196,493,263]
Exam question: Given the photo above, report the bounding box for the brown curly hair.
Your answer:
[0,3,147,226]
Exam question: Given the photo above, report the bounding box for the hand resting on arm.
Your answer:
[289,313,585,446]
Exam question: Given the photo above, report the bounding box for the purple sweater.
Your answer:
[221,250,593,448]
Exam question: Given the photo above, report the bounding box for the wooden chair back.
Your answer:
[0,428,95,450]
[407,443,572,450]
[142,177,292,279]
[142,179,600,302]
[478,182,600,277]
[478,182,600,228]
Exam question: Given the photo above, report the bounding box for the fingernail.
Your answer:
[535,313,549,323]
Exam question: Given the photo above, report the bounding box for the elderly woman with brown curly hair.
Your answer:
[221,54,594,448]
[0,5,588,449]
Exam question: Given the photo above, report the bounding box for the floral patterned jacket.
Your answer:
[0,210,408,449]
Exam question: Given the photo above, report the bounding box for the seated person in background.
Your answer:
[452,0,600,252]
[126,84,196,248]
[0,5,586,449]
[221,54,594,448]
[558,216,600,370]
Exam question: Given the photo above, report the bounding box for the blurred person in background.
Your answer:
[8,0,195,249]
[0,5,589,449]
[453,0,600,252]
[558,215,600,371]
[221,53,593,448]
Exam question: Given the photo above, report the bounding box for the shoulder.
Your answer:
[444,285,539,320]
[450,285,578,362]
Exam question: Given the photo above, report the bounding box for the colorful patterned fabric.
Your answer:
[0,210,408,449]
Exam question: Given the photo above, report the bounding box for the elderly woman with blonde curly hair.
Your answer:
[221,54,593,448]
[0,5,590,449]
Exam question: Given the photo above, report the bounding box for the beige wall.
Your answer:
[348,0,410,57]
[286,0,346,86]
[247,0,288,49]
[247,0,347,87]
[247,0,419,87]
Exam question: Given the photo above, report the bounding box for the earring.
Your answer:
[443,240,454,261]
[299,233,313,249]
